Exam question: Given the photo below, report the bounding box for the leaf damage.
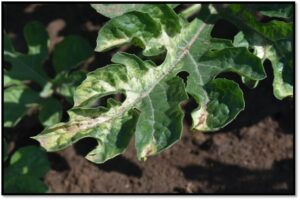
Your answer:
[32,4,290,164]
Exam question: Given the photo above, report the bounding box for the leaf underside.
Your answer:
[33,4,293,164]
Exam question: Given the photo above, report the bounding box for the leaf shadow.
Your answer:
[47,152,70,171]
[73,137,142,178]
[97,156,143,178]
[180,158,294,194]
[73,137,98,157]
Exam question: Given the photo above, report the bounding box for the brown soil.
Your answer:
[44,115,294,193]
[3,3,294,194]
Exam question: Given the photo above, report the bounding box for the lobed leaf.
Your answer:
[4,22,49,87]
[34,4,267,163]
[218,4,293,100]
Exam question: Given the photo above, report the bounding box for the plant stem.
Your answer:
[181,4,202,19]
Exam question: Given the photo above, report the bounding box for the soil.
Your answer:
[3,3,295,194]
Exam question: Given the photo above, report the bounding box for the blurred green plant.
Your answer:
[4,21,93,128]
[3,21,93,193]
[3,143,50,193]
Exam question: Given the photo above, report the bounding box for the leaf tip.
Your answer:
[139,142,157,161]
[191,105,209,131]
[30,135,39,141]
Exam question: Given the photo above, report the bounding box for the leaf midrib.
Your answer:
[48,20,209,134]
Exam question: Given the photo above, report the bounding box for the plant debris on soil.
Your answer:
[3,3,294,194]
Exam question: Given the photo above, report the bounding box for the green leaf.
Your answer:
[95,5,181,53]
[233,32,259,89]
[266,43,293,99]
[95,11,162,53]
[38,97,62,127]
[24,21,48,55]
[218,4,293,99]
[53,35,93,73]
[9,146,50,177]
[226,4,292,41]
[40,82,54,98]
[52,70,87,103]
[135,77,187,160]
[4,174,48,193]
[4,146,50,193]
[4,22,49,86]
[91,4,146,18]
[4,85,40,127]
[192,78,244,131]
[249,4,293,19]
[34,5,266,163]
[91,4,179,18]
[4,70,23,88]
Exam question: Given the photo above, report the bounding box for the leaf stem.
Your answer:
[181,4,202,19]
